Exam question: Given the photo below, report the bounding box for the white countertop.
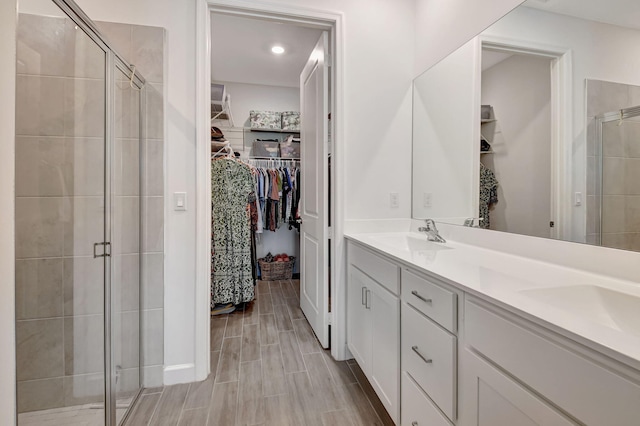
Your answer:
[345,231,640,370]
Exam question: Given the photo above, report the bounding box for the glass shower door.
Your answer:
[111,65,143,423]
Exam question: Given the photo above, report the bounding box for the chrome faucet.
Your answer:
[418,219,446,243]
[463,217,483,227]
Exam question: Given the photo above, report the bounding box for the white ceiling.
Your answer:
[523,0,640,31]
[482,50,514,71]
[210,13,323,88]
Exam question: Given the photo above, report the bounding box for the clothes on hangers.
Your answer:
[211,157,255,308]
[479,163,499,229]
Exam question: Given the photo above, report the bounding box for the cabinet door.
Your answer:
[370,278,400,423]
[460,349,575,426]
[347,266,372,372]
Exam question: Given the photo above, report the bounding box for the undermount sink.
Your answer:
[369,233,452,252]
[519,285,640,336]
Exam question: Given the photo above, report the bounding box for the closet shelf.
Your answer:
[481,118,497,123]
[480,150,495,155]
[247,127,300,134]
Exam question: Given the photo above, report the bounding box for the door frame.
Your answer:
[479,35,572,240]
[194,0,345,381]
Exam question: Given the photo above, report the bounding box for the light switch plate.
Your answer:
[174,192,187,211]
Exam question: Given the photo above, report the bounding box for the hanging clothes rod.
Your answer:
[247,158,300,168]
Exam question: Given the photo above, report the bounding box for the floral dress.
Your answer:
[479,163,499,229]
[211,158,255,306]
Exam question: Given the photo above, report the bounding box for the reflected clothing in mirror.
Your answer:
[479,163,499,229]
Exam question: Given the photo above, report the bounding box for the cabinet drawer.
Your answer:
[465,299,640,426]
[348,242,399,294]
[402,269,457,333]
[402,303,456,421]
[402,371,451,426]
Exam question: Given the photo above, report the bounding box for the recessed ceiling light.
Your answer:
[271,45,285,54]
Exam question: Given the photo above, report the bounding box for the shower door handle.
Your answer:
[93,242,111,258]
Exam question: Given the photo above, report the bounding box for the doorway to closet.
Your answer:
[206,8,335,362]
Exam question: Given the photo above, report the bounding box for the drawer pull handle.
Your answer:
[412,345,433,364]
[362,287,367,305]
[366,289,371,309]
[411,290,432,303]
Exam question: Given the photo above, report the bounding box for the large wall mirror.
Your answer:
[413,0,640,253]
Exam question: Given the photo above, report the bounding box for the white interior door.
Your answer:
[299,32,329,348]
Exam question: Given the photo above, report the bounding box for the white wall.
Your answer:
[414,0,523,77]
[73,0,415,383]
[481,53,552,238]
[213,80,299,127]
[1,0,16,421]
[483,6,640,242]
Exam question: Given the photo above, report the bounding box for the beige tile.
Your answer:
[143,196,164,252]
[94,21,132,63]
[63,19,105,79]
[279,280,296,299]
[304,352,346,412]
[602,233,629,250]
[625,158,640,195]
[179,407,209,426]
[114,81,141,139]
[237,360,265,425]
[322,409,357,426]
[143,386,164,395]
[624,121,640,158]
[17,377,65,413]
[184,360,215,410]
[145,139,164,196]
[603,157,625,196]
[63,196,105,257]
[241,323,261,362]
[270,283,286,305]
[142,253,164,310]
[126,392,161,425]
[261,344,287,397]
[63,256,104,316]
[16,75,65,136]
[142,308,164,366]
[151,383,190,425]
[15,136,67,197]
[64,314,104,375]
[342,382,385,426]
[118,310,140,369]
[258,290,274,315]
[146,83,164,139]
[63,372,104,407]
[602,120,624,157]
[63,77,105,138]
[225,310,244,337]
[264,394,299,426]
[285,297,305,320]
[586,118,596,157]
[293,319,321,354]
[15,197,65,258]
[114,253,140,312]
[208,381,238,425]
[118,366,141,396]
[587,80,630,118]
[285,371,324,426]
[15,258,63,320]
[625,196,640,233]
[113,138,140,196]
[348,363,393,426]
[16,318,64,381]
[216,337,241,383]
[586,195,598,235]
[322,349,358,387]
[274,305,293,332]
[586,233,598,245]
[210,316,228,352]
[278,331,306,373]
[132,25,164,84]
[17,14,67,76]
[64,137,105,196]
[243,300,259,325]
[602,195,626,233]
[143,365,164,388]
[113,196,140,255]
[586,155,596,197]
[260,313,279,346]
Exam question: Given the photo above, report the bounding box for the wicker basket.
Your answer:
[259,257,295,280]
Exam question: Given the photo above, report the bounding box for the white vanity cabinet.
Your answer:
[347,243,400,423]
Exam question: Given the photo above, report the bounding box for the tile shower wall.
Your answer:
[15,14,165,413]
[586,79,640,251]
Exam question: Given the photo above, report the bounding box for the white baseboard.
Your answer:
[163,363,196,385]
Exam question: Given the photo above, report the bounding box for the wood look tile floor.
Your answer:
[124,279,394,426]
